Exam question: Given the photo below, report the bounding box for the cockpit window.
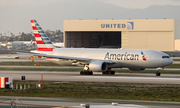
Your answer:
[162,56,170,58]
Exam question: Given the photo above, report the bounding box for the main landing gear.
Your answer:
[80,71,93,75]
[80,65,93,75]
[80,70,115,75]
[102,68,115,75]
[102,71,115,75]
[80,65,115,75]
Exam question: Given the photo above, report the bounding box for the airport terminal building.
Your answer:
[64,19,180,51]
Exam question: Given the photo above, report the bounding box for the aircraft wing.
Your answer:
[16,52,115,64]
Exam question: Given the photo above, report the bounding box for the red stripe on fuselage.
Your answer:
[36,41,44,44]
[32,26,37,30]
[38,48,54,51]
[34,33,41,37]
[31,20,34,23]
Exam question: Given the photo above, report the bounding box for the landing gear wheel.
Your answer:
[156,72,161,76]
[156,70,161,76]
[102,72,106,75]
[80,71,93,75]
[102,71,115,75]
[111,71,115,75]
[89,71,93,75]
[84,71,88,75]
[80,71,83,75]
[102,71,107,75]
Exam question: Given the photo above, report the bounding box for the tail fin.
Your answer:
[30,20,54,52]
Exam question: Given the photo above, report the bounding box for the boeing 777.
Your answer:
[18,20,173,76]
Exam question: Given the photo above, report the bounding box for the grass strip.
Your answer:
[1,81,180,102]
[166,64,180,68]
[172,59,180,61]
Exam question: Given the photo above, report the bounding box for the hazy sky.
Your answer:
[0,0,180,35]
[0,0,180,9]
[101,0,180,9]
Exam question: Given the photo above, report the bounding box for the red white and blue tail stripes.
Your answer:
[30,20,54,51]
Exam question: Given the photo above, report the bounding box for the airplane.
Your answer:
[52,42,64,48]
[26,40,34,46]
[18,19,173,76]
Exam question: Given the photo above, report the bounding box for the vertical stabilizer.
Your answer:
[30,20,54,52]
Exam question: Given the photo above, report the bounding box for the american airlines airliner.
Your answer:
[19,20,173,76]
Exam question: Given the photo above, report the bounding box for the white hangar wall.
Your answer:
[124,19,174,51]
[64,19,179,51]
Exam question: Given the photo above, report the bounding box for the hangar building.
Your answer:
[64,19,180,51]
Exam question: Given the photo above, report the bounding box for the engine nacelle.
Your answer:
[129,68,145,71]
[89,61,108,72]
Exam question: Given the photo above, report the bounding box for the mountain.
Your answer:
[120,5,180,19]
[0,0,179,35]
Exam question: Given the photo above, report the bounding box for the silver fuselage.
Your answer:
[43,48,173,69]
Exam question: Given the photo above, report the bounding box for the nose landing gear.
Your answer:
[156,67,164,76]
[156,70,161,76]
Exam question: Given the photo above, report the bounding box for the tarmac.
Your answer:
[0,71,180,84]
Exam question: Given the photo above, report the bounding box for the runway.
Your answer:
[1,71,180,84]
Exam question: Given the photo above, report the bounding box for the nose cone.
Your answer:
[170,58,173,64]
[162,58,173,66]
[169,58,173,65]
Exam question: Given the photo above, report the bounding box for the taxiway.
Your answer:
[0,96,180,108]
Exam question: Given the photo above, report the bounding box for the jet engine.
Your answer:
[89,61,108,72]
[129,68,145,71]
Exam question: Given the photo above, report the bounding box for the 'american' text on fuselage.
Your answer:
[104,52,139,60]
